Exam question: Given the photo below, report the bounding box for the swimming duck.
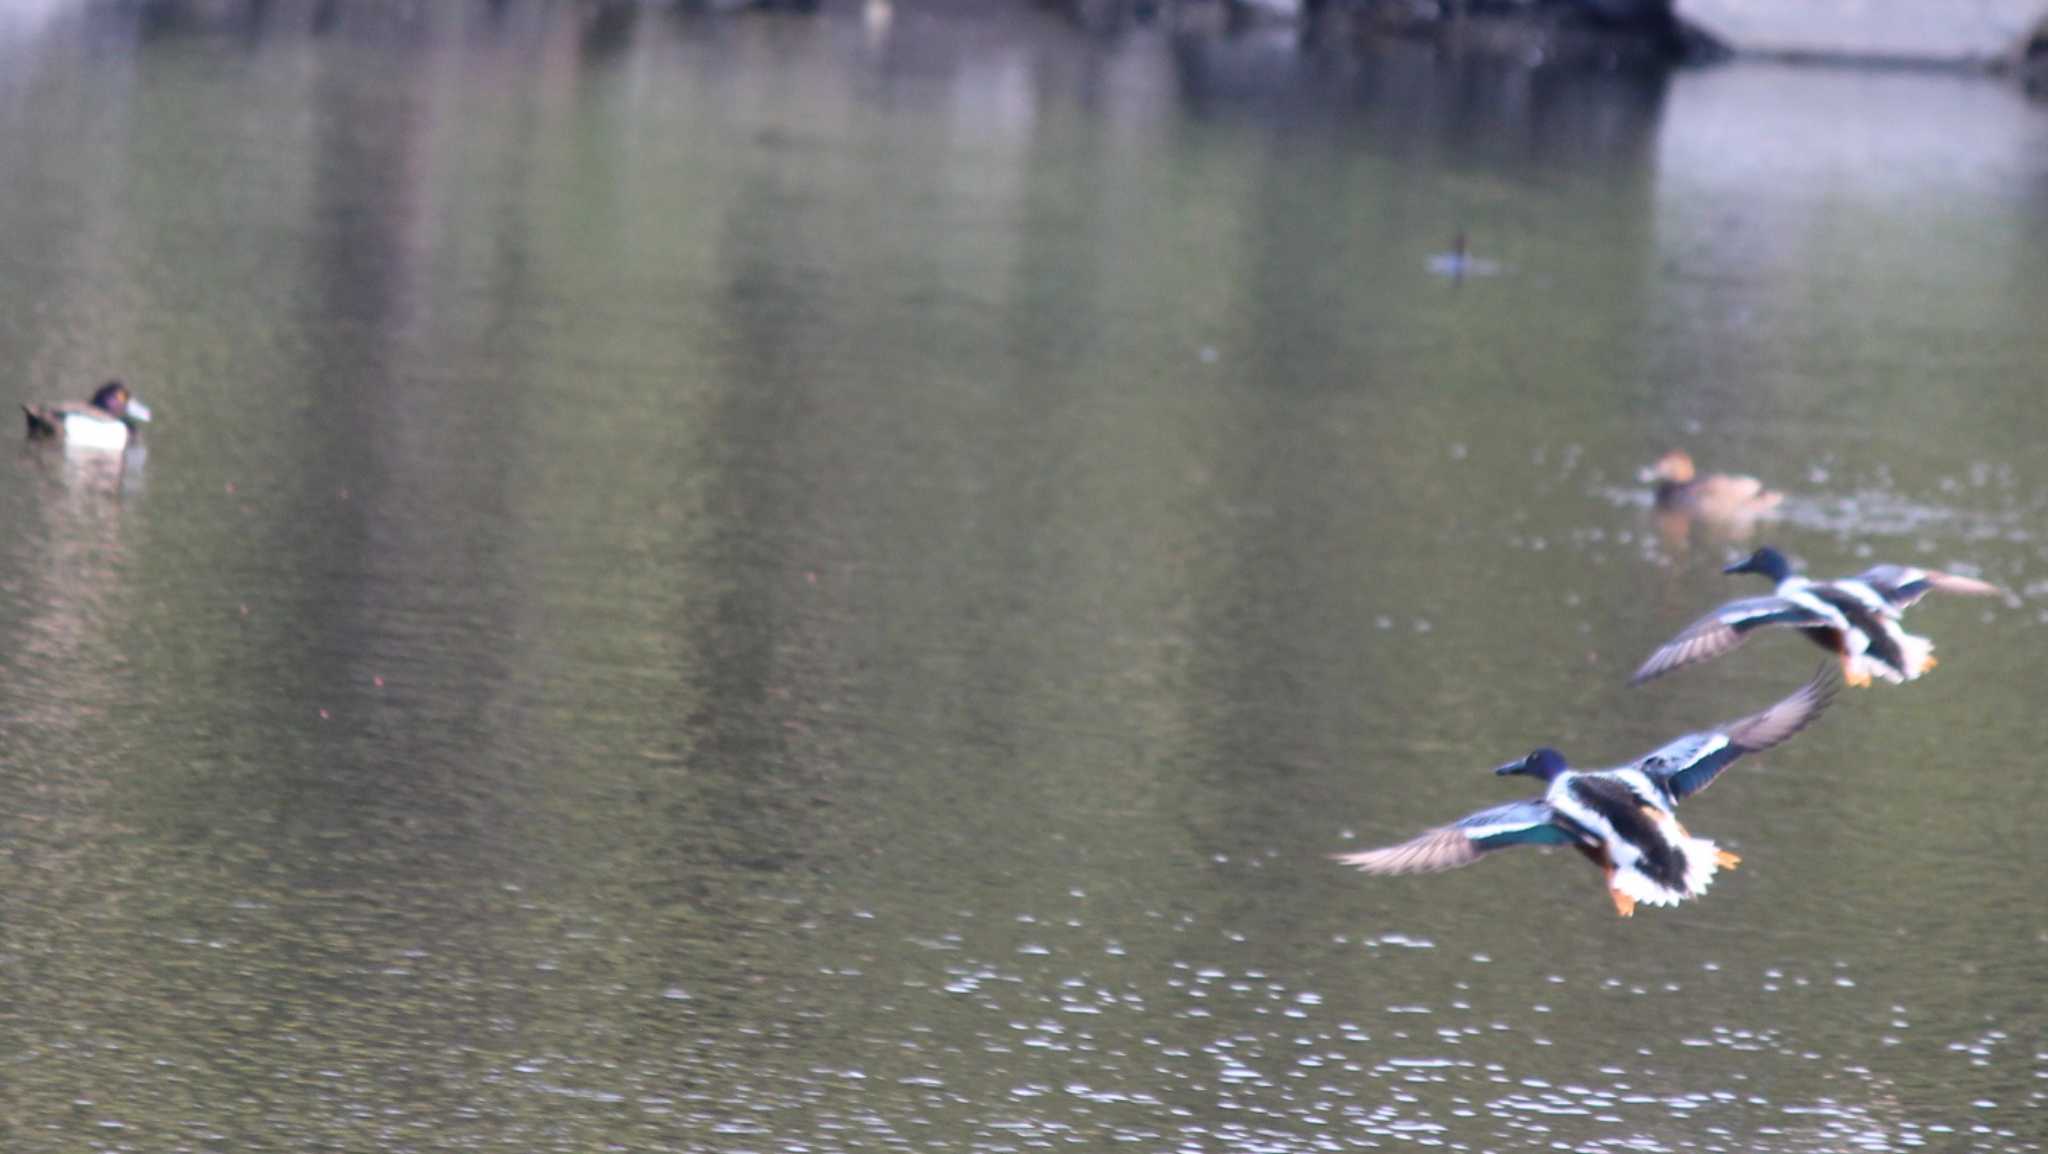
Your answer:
[1640,450,1782,520]
[22,380,153,450]
[1633,546,2002,687]
[1334,672,1833,917]
[1427,230,1501,280]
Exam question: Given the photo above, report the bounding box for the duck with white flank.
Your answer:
[22,380,153,450]
[1334,672,1834,917]
[1633,546,2002,687]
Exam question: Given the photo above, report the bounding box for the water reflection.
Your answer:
[12,440,146,666]
[2,437,147,1000]
[578,0,638,60]
[2,4,2045,1152]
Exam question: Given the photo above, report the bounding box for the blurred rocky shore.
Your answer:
[1065,0,2048,78]
[53,0,2048,85]
[1058,0,1699,63]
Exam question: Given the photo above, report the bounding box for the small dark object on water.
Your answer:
[1427,231,1501,280]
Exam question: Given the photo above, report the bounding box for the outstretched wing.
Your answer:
[1333,799,1577,875]
[1851,564,2003,610]
[1630,596,1836,685]
[1628,669,1837,802]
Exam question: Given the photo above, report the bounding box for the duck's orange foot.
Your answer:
[1921,654,1939,673]
[1609,889,1637,918]
[1840,659,1873,688]
[1715,849,1743,869]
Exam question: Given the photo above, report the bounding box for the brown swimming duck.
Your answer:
[1641,450,1782,521]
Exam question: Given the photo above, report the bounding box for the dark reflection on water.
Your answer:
[2,3,2046,1151]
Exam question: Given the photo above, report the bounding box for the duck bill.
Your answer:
[124,400,152,424]
[1492,758,1525,776]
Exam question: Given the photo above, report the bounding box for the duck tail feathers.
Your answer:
[1895,632,1936,679]
[1610,830,1732,908]
[1608,861,1701,908]
[1845,646,1916,685]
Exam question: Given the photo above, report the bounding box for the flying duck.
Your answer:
[22,380,153,450]
[1334,672,1835,917]
[1633,546,2002,687]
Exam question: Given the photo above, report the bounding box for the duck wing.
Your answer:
[1630,596,1836,685]
[1333,799,1578,874]
[1627,669,1836,802]
[1849,564,2003,609]
[25,400,119,426]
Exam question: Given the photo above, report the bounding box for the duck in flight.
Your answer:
[1334,672,1834,917]
[1633,546,2002,687]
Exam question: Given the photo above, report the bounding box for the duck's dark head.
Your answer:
[1724,546,1792,583]
[90,380,151,425]
[1495,747,1569,782]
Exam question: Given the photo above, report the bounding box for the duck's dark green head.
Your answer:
[1495,748,1568,782]
[1724,546,1792,583]
[90,380,151,425]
